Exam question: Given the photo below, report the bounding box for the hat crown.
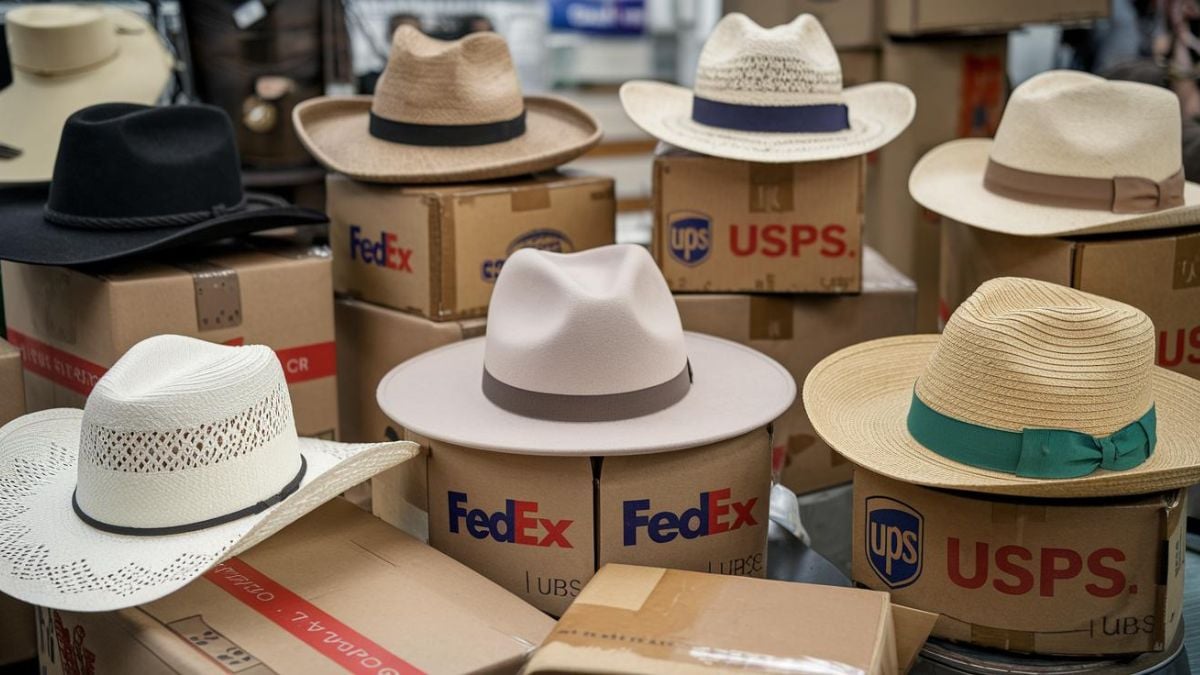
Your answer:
[46,104,245,222]
[75,336,301,531]
[990,71,1182,181]
[917,278,1155,437]
[693,13,843,106]
[483,245,689,397]
[371,26,524,126]
[6,5,120,75]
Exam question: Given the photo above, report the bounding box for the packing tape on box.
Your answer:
[969,624,1036,652]
[988,502,1047,526]
[174,261,243,332]
[511,186,551,212]
[748,297,792,340]
[748,164,794,213]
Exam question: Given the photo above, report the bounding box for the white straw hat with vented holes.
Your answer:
[620,13,915,163]
[293,25,601,184]
[910,70,1200,236]
[803,277,1200,498]
[377,244,795,455]
[0,335,417,612]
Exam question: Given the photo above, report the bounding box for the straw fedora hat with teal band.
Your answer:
[803,277,1200,498]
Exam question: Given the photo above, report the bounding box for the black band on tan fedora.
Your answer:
[369,110,526,147]
[481,361,692,422]
[71,455,307,536]
[983,159,1186,214]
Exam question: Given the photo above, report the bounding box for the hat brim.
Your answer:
[802,335,1200,498]
[619,80,915,163]
[0,8,174,185]
[292,95,602,183]
[377,332,796,455]
[0,186,327,266]
[0,408,417,612]
[909,138,1200,237]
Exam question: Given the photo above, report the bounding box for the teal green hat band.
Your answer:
[906,392,1156,479]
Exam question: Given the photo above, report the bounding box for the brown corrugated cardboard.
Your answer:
[38,499,554,675]
[0,338,33,669]
[852,469,1186,656]
[327,171,615,321]
[1,238,338,438]
[724,0,880,47]
[654,152,864,294]
[525,564,938,675]
[675,248,915,495]
[376,429,772,616]
[940,220,1200,381]
[886,0,1108,36]
[867,36,1007,331]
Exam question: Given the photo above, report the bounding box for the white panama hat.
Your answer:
[909,70,1200,237]
[619,13,915,163]
[0,335,417,612]
[377,244,795,455]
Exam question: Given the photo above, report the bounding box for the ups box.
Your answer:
[852,470,1186,656]
[1,239,338,439]
[374,429,771,616]
[940,220,1200,381]
[886,0,1108,36]
[653,152,864,294]
[327,171,615,321]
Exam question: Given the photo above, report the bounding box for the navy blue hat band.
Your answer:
[691,96,849,133]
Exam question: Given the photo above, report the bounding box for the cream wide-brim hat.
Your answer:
[292,95,601,183]
[909,138,1200,237]
[0,8,173,185]
[620,80,915,163]
[803,334,1200,498]
[378,333,794,456]
[0,409,417,612]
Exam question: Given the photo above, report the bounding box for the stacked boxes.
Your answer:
[0,340,34,669]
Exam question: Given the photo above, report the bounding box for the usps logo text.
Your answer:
[448,491,573,548]
[623,488,757,546]
[668,211,712,266]
[866,496,923,588]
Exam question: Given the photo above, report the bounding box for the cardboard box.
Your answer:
[525,563,937,675]
[2,239,338,438]
[867,35,1007,331]
[852,470,1186,656]
[327,171,616,321]
[886,0,1108,36]
[0,338,33,669]
[675,247,915,494]
[654,152,864,294]
[840,48,881,87]
[940,220,1200,381]
[375,429,772,616]
[37,499,554,675]
[724,0,880,48]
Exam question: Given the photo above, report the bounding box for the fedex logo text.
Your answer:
[448,491,573,548]
[623,488,757,546]
[348,225,413,272]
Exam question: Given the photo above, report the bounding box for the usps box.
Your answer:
[327,171,615,321]
[374,429,771,616]
[653,152,864,294]
[852,470,1186,656]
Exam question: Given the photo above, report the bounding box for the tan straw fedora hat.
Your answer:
[803,277,1200,498]
[0,4,173,184]
[910,70,1200,237]
[620,13,914,163]
[294,26,601,184]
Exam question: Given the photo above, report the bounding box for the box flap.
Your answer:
[891,605,938,673]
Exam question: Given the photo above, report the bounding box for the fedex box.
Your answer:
[852,470,1186,656]
[886,0,1108,36]
[1,239,338,438]
[375,429,772,616]
[327,171,615,321]
[653,152,864,294]
[941,220,1200,381]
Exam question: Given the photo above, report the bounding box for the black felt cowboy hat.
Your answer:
[0,103,327,266]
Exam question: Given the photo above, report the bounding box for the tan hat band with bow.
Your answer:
[983,159,1185,215]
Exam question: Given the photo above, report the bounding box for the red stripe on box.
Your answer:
[6,329,106,396]
[204,558,424,675]
[5,330,333,391]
